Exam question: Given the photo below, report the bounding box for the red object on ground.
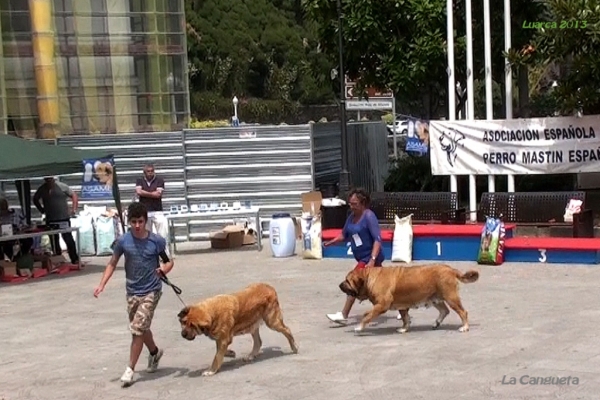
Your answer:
[33,268,49,278]
[505,237,600,251]
[0,275,29,284]
[55,265,72,275]
[65,263,81,271]
[321,224,516,242]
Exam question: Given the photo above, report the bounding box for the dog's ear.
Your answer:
[177,307,190,320]
[350,269,365,289]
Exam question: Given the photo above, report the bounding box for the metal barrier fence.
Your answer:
[310,122,342,191]
[310,121,389,193]
[181,125,313,240]
[1,125,314,242]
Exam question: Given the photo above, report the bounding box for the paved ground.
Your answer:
[2,240,600,400]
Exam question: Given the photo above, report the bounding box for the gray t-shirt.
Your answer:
[35,181,73,222]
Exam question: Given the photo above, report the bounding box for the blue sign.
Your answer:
[405,118,429,155]
[81,157,114,199]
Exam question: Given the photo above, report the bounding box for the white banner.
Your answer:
[429,115,600,175]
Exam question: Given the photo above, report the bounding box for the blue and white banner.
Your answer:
[429,115,600,175]
[405,118,429,155]
[81,157,114,199]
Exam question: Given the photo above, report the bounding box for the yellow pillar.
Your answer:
[29,0,59,139]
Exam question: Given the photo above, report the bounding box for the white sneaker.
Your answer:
[120,366,134,386]
[326,312,348,325]
[147,348,164,373]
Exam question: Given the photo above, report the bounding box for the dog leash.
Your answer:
[158,270,187,307]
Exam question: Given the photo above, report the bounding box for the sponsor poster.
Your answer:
[81,157,114,199]
[429,115,600,175]
[405,118,429,155]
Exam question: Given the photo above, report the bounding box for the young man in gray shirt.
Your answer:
[33,177,80,264]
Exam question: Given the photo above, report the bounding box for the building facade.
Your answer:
[0,0,189,138]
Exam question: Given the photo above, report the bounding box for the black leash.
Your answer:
[158,270,187,307]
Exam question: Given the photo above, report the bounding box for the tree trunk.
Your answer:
[518,64,530,118]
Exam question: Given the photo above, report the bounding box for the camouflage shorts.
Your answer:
[126,291,162,336]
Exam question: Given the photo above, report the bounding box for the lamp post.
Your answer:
[232,96,239,127]
[336,0,350,196]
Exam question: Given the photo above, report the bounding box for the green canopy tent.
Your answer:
[0,134,124,231]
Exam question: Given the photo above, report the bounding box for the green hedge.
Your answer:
[191,92,301,124]
[190,92,346,125]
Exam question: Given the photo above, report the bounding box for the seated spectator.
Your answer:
[0,197,33,260]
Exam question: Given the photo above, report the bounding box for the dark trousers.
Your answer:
[1,238,33,260]
[47,220,79,264]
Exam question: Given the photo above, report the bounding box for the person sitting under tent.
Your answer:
[0,197,33,261]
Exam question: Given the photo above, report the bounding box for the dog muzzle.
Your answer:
[339,281,357,297]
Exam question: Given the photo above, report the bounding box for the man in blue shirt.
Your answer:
[93,202,175,386]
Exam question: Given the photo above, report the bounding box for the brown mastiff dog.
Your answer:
[178,283,298,376]
[338,263,479,334]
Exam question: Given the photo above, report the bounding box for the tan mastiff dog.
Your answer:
[339,263,479,334]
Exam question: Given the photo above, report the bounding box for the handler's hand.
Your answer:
[366,259,375,268]
[93,285,104,298]
[156,267,165,277]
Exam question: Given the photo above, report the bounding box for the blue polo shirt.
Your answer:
[342,209,385,264]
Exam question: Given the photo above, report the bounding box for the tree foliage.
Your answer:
[185,0,336,111]
[301,0,551,119]
[529,0,600,115]
[302,0,456,118]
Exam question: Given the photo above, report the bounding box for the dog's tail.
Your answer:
[454,269,479,283]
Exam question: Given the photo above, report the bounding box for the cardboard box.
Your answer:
[210,225,245,249]
[33,254,53,270]
[0,260,17,277]
[242,232,257,245]
[301,191,323,215]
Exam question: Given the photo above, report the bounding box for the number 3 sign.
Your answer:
[538,249,547,263]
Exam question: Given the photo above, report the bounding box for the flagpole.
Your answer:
[446,0,458,194]
[466,0,476,222]
[484,0,495,193]
[504,0,515,192]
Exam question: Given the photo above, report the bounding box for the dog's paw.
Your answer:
[242,354,257,362]
[432,321,441,330]
[225,350,236,358]
[396,327,409,334]
[202,370,216,377]
[458,325,469,333]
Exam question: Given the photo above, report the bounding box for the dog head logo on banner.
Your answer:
[405,119,430,155]
[81,157,114,199]
[439,128,465,167]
